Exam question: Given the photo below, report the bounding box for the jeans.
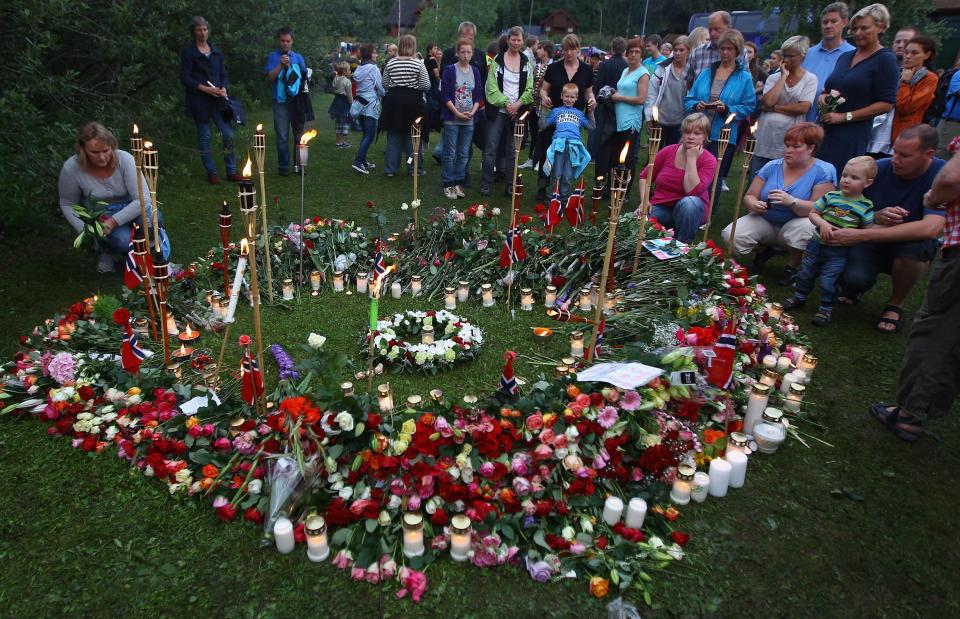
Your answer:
[793,238,848,310]
[195,113,236,176]
[385,130,423,175]
[441,122,474,187]
[103,202,169,260]
[550,147,575,202]
[651,197,706,243]
[354,115,378,166]
[482,111,516,187]
[273,100,305,172]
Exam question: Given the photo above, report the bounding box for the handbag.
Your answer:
[219,96,246,126]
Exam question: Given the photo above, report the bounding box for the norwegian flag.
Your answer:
[498,225,527,268]
[124,230,143,289]
[373,240,386,280]
[706,319,737,389]
[499,350,518,396]
[593,319,605,359]
[120,324,147,374]
[241,349,264,405]
[565,179,586,227]
[545,180,564,228]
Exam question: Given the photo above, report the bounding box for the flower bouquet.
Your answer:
[817,89,846,122]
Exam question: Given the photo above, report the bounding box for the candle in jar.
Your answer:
[603,292,616,313]
[310,270,322,293]
[727,431,750,455]
[670,464,695,505]
[784,383,805,413]
[759,368,778,388]
[570,330,585,358]
[305,514,330,562]
[762,354,777,370]
[691,472,711,503]
[754,408,787,453]
[391,282,402,299]
[443,286,456,309]
[355,271,368,294]
[602,496,624,525]
[273,517,295,554]
[520,288,533,311]
[776,355,793,373]
[481,283,494,307]
[406,394,422,411]
[767,302,783,321]
[457,280,469,303]
[625,497,647,528]
[780,370,802,396]
[165,314,180,336]
[421,324,434,345]
[449,514,472,562]
[340,381,355,397]
[708,457,732,498]
[410,275,422,297]
[377,383,394,412]
[544,285,557,308]
[332,271,345,292]
[590,284,600,308]
[726,450,748,488]
[402,512,425,558]
[743,383,771,434]
[798,353,817,383]
[790,345,807,365]
[281,278,294,301]
[579,288,592,311]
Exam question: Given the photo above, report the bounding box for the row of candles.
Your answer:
[273,511,473,562]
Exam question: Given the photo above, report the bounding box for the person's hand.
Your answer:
[711,100,727,114]
[684,144,703,161]
[541,96,553,109]
[586,97,596,112]
[695,101,707,111]
[506,101,521,116]
[779,66,790,80]
[99,216,118,236]
[767,189,794,207]
[825,227,863,246]
[901,67,915,82]
[819,221,836,242]
[875,206,908,225]
[455,111,469,122]
[747,199,768,215]
[820,112,844,125]
[281,53,291,68]
[817,93,829,107]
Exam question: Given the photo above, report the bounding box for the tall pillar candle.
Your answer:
[726,450,748,488]
[625,498,647,528]
[602,496,624,525]
[708,457,732,498]
[274,517,295,554]
[743,383,771,434]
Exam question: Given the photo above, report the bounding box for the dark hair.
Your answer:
[898,123,939,151]
[611,37,627,54]
[498,34,509,54]
[360,43,375,61]
[426,42,438,54]
[646,34,662,47]
[907,35,937,70]
[540,40,556,58]
[276,26,293,38]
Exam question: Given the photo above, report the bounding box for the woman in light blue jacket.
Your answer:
[684,29,756,208]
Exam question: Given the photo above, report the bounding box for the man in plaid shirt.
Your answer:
[686,11,749,82]
[871,135,960,441]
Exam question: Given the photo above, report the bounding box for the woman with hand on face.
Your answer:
[892,35,938,144]
[639,113,718,243]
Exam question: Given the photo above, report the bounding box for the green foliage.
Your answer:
[92,295,123,323]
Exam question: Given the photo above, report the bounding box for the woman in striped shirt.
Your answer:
[380,34,430,177]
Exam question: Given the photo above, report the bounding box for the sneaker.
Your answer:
[336,142,351,148]
[97,253,117,274]
[518,158,534,169]
[480,185,491,196]
[454,185,465,198]
[721,180,731,192]
[352,162,370,174]
[385,173,396,178]
[225,172,243,182]
[293,165,303,175]
[444,187,459,199]
[208,173,222,185]
[364,161,376,170]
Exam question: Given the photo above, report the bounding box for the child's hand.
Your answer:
[819,222,835,242]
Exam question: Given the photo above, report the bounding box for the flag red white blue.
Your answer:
[373,239,386,280]
[498,225,527,268]
[593,319,605,359]
[499,350,517,395]
[706,319,737,389]
[545,180,564,228]
[565,178,586,227]
[241,350,264,405]
[120,324,147,374]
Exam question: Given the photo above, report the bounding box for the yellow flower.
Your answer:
[127,387,141,396]
[401,419,416,435]
[185,416,200,429]
[589,576,610,598]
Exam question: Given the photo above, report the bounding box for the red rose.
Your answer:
[216,504,237,522]
[366,200,375,209]
[112,308,131,326]
[294,522,307,543]
[238,334,252,346]
[77,385,96,401]
[596,535,608,550]
[670,531,690,546]
[534,203,546,214]
[366,413,382,430]
[244,507,263,524]
[589,392,604,408]
[430,510,449,527]
[313,216,322,224]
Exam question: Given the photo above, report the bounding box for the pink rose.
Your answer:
[539,428,556,444]
[350,567,366,581]
[533,444,553,460]
[380,555,398,578]
[365,563,381,584]
[551,434,568,449]
[407,494,422,511]
[570,542,586,555]
[525,412,543,432]
[479,462,495,477]
[512,476,531,496]
[332,549,353,569]
[575,393,591,408]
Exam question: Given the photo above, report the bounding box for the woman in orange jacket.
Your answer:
[892,35,938,143]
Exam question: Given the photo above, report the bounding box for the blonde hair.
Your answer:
[682,113,712,141]
[851,3,890,32]
[561,83,579,97]
[845,155,879,179]
[398,34,417,57]
[718,29,745,57]
[687,27,709,50]
[561,34,580,51]
[781,35,810,56]
[75,122,118,170]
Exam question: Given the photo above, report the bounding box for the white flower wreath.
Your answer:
[364,310,484,374]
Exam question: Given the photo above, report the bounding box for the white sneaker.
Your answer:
[721,180,730,192]
[455,185,465,198]
[97,252,116,274]
[518,158,534,169]
[444,186,459,199]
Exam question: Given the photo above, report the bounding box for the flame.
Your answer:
[750,121,759,135]
[724,113,737,126]
[619,142,631,164]
[143,141,153,150]
[532,327,553,337]
[185,324,195,337]
[372,265,397,298]
[300,129,318,145]
[413,117,422,125]
[179,344,187,356]
[256,123,263,132]
[242,156,253,178]
[518,110,530,122]
[596,176,604,182]
[651,106,659,123]
[240,238,249,256]
[133,124,139,135]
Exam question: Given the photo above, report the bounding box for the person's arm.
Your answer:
[690,149,716,195]
[743,176,770,215]
[612,73,648,105]
[831,214,945,245]
[727,72,757,120]
[416,62,430,91]
[773,180,832,217]
[583,108,596,130]
[539,77,553,110]
[680,146,703,193]
[808,208,837,243]
[823,52,898,124]
[265,52,283,82]
[925,149,960,207]
[896,74,938,119]
[518,62,535,106]
[644,66,663,121]
[219,49,229,95]
[373,66,385,97]
[57,163,85,234]
[486,65,508,108]
[684,71,707,113]
[762,70,788,109]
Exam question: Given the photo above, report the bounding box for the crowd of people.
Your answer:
[57,5,960,440]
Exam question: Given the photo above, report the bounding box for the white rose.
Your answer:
[562,525,576,541]
[168,483,182,495]
[388,495,402,510]
[580,517,594,534]
[335,411,355,432]
[339,486,354,500]
[307,332,326,349]
[247,479,263,495]
[175,469,193,484]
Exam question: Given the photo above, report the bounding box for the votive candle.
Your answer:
[570,330,585,358]
[625,497,647,528]
[332,271,344,292]
[402,512,425,558]
[449,514,472,562]
[444,286,457,310]
[421,324,434,344]
[282,278,294,300]
[481,283,494,307]
[391,282,402,299]
[544,285,557,308]
[726,450,748,488]
[305,514,330,562]
[356,272,369,294]
[520,288,533,311]
[579,287,592,312]
[691,472,710,503]
[457,280,469,303]
[602,496,624,525]
[743,383,771,434]
[670,464,695,505]
[310,270,322,293]
[274,517,295,554]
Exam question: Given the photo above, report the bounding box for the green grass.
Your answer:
[1,97,958,617]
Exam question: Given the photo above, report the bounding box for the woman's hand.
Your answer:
[711,100,727,114]
[746,199,768,215]
[695,101,707,111]
[767,189,794,207]
[684,144,703,162]
[99,216,118,236]
[820,111,844,125]
[901,67,915,83]
[586,97,596,112]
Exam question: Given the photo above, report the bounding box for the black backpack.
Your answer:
[926,67,960,124]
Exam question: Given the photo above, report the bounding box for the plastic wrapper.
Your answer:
[607,597,641,619]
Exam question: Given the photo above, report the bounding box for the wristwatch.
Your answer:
[845,112,853,122]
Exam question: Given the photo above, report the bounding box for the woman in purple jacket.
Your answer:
[440,38,484,199]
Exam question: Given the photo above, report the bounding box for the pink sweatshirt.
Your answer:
[641,143,718,218]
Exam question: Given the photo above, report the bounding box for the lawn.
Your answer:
[0,96,958,618]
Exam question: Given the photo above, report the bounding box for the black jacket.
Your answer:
[180,43,229,122]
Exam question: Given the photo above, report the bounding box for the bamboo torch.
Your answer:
[252,124,274,302]
[727,122,759,257]
[632,107,662,272]
[219,201,231,298]
[238,155,267,414]
[591,176,604,225]
[130,125,159,340]
[703,113,737,242]
[297,129,318,292]
[142,140,160,253]
[410,117,422,235]
[153,257,172,366]
[511,110,530,212]
[131,224,159,341]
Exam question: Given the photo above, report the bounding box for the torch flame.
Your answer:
[596,175,604,182]
[518,110,530,122]
[185,324,195,337]
[133,124,139,135]
[143,141,153,150]
[242,155,253,178]
[750,121,759,135]
[240,238,249,256]
[619,142,631,164]
[372,265,397,298]
[300,129,318,145]
[725,113,737,126]
[414,117,422,125]
[651,106,659,123]
[256,123,263,132]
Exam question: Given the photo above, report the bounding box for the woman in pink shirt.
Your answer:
[640,113,717,242]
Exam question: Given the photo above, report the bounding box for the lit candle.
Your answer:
[590,284,600,308]
[708,457,732,498]
[780,370,801,396]
[767,302,783,322]
[761,354,777,370]
[555,365,569,378]
[532,327,553,342]
[340,381,355,397]
[165,314,180,336]
[520,288,534,311]
[356,272,369,294]
[281,278,294,301]
[457,280,469,303]
[430,389,444,404]
[310,270,322,294]
[298,129,317,167]
[691,472,710,503]
[402,512,425,558]
[421,324,434,344]
[544,285,557,308]
[444,286,457,310]
[172,344,193,360]
[790,345,807,365]
[624,498,647,528]
[754,408,787,454]
[726,450,748,488]
[570,330,585,358]
[784,383,805,413]
[602,496,624,525]
[743,383,771,434]
[406,395,422,412]
[759,369,778,388]
[332,271,345,292]
[727,432,750,455]
[481,283,494,307]
[670,464,695,505]
[562,356,577,370]
[377,383,394,412]
[410,275,422,297]
[178,324,200,344]
[579,288,592,312]
[798,354,817,383]
[603,293,616,314]
[225,239,249,322]
[274,517,295,554]
[305,514,330,562]
[391,282,402,299]
[449,514,472,562]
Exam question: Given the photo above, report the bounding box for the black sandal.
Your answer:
[782,297,805,310]
[811,310,832,326]
[876,305,904,334]
[870,403,927,443]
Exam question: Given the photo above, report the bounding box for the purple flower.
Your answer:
[523,515,536,528]
[479,461,495,477]
[269,344,300,381]
[525,556,553,582]
[47,352,76,385]
[598,406,619,429]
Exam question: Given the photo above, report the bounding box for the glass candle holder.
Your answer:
[429,389,444,404]
[603,292,616,313]
[481,283,494,307]
[727,431,750,455]
[165,314,180,336]
[205,290,215,307]
[544,285,557,308]
[625,497,647,528]
[789,345,807,365]
[784,383,806,413]
[411,275,423,297]
[520,288,534,311]
[780,370,802,396]
[579,288,592,312]
[356,272,369,294]
[377,383,394,413]
[340,381,354,397]
[798,353,817,383]
[305,514,330,562]
[743,383,771,434]
[390,282,402,299]
[165,362,182,381]
[444,287,457,310]
[332,271,344,292]
[449,514,472,562]
[457,280,469,303]
[555,365,569,378]
[562,356,577,370]
[761,354,777,370]
[767,302,784,321]
[462,395,478,408]
[421,324,434,345]
[759,369,779,388]
[670,464,696,505]
[402,512,425,558]
[282,279,295,300]
[691,472,711,503]
[310,270,322,293]
[602,496,624,525]
[754,408,787,454]
[570,330,585,358]
[590,284,600,308]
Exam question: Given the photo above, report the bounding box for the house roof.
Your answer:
[541,9,578,28]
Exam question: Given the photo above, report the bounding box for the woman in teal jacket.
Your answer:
[684,29,756,209]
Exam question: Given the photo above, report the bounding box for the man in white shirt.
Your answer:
[802,2,855,122]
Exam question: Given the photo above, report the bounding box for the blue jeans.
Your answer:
[794,238,848,310]
[549,147,575,202]
[272,100,305,172]
[651,197,706,243]
[103,202,169,260]
[354,115,378,166]
[195,113,236,176]
[442,122,474,187]
[384,130,424,175]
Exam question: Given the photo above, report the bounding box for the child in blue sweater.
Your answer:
[545,83,595,203]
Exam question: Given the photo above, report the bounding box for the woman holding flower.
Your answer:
[817,3,899,175]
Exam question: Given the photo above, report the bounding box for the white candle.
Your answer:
[305,515,330,561]
[281,278,294,301]
[726,450,748,488]
[767,302,783,321]
[776,356,793,373]
[708,458,732,498]
[691,472,710,503]
[410,275,422,296]
[670,464,695,505]
[377,384,393,412]
[274,517,295,554]
[457,281,469,303]
[625,498,647,528]
[761,354,777,370]
[784,383,805,413]
[449,514,472,562]
[780,371,801,396]
[570,331,584,358]
[604,293,616,313]
[520,288,533,311]
[798,354,817,383]
[224,251,248,323]
[743,383,770,434]
[332,271,344,292]
[444,287,456,310]
[602,496,624,525]
[402,512,425,558]
[421,324,434,345]
[391,282,402,299]
[759,369,778,388]
[754,408,787,454]
[481,283,494,307]
[544,285,557,308]
[310,270,322,292]
[356,272,369,294]
[579,288,592,312]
